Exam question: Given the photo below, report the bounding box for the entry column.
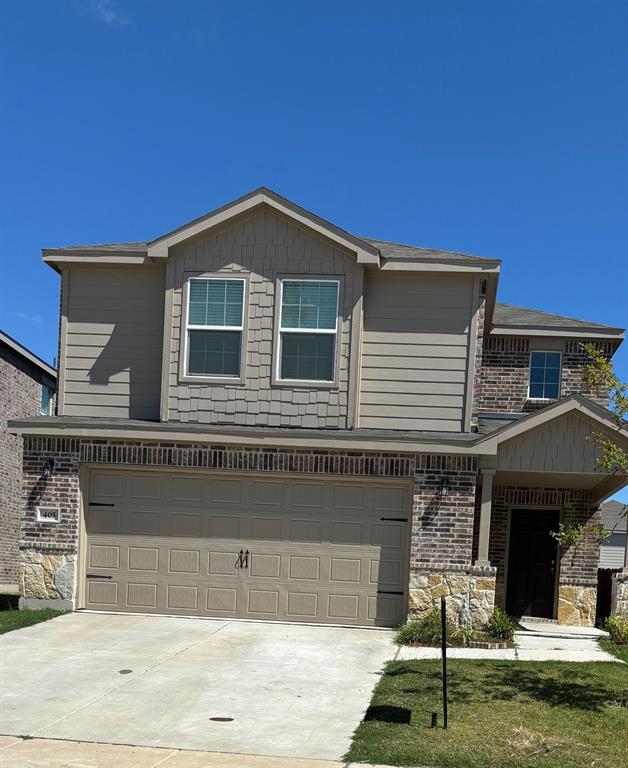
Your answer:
[475,468,495,567]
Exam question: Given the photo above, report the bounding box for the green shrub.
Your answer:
[450,626,477,647]
[485,607,517,641]
[395,608,442,646]
[604,615,628,645]
[395,609,480,647]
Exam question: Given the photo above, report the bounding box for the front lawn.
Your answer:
[346,659,628,768]
[600,638,628,663]
[0,607,67,635]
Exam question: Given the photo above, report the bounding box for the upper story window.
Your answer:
[528,351,561,400]
[278,279,339,383]
[40,385,54,415]
[185,277,245,378]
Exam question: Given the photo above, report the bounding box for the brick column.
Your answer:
[18,437,81,610]
[408,456,495,629]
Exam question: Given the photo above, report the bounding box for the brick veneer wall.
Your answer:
[474,337,614,415]
[411,455,478,567]
[0,346,54,586]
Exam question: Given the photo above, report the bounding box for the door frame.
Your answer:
[503,504,562,619]
[77,464,414,624]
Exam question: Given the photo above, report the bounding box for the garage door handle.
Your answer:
[377,590,404,595]
[380,517,408,522]
[87,574,113,580]
[89,502,116,507]
[237,549,245,569]
[243,550,250,569]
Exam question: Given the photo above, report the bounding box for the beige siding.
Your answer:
[63,265,165,419]
[359,273,474,431]
[168,208,360,428]
[496,413,603,473]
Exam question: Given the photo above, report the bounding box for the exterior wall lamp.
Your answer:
[43,457,54,480]
[440,477,449,498]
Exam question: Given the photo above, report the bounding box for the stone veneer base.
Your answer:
[557,584,597,627]
[18,549,77,610]
[408,565,496,629]
[611,570,628,619]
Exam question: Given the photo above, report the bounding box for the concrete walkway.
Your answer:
[0,735,379,767]
[396,624,619,662]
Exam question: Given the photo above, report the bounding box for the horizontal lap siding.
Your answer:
[359,273,473,431]
[63,266,165,420]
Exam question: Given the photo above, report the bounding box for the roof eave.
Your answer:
[0,333,57,379]
[490,324,625,340]
[8,417,485,455]
[380,259,500,273]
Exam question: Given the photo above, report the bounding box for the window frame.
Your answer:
[180,274,248,384]
[40,385,54,416]
[274,277,341,387]
[527,349,562,401]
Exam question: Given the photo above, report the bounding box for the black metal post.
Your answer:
[441,595,448,729]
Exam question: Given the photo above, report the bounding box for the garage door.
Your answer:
[83,469,410,627]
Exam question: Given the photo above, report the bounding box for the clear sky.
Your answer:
[1,1,626,498]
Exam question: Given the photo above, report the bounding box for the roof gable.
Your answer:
[147,188,380,264]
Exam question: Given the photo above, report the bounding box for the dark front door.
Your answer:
[506,509,559,619]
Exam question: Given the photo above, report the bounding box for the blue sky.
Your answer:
[1,1,626,497]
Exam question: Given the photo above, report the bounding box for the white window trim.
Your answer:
[276,278,340,384]
[183,276,247,380]
[527,349,562,401]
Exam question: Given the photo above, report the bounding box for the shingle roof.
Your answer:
[361,238,491,263]
[45,242,148,253]
[0,330,57,379]
[494,303,623,334]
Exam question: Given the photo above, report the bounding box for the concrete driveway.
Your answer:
[0,612,395,761]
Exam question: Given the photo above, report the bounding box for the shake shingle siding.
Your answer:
[167,208,359,428]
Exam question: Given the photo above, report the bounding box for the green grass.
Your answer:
[599,638,628,664]
[0,607,67,635]
[345,659,628,768]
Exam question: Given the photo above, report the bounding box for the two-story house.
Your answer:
[10,188,628,627]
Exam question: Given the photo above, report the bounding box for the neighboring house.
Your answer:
[0,330,56,593]
[600,500,628,570]
[597,500,627,622]
[9,188,628,627]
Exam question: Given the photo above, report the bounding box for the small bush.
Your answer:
[395,608,443,646]
[604,615,628,645]
[395,609,480,647]
[485,607,517,641]
[450,626,477,647]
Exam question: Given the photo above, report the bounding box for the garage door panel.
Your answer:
[208,551,241,575]
[128,546,159,571]
[89,544,120,570]
[85,470,409,627]
[169,512,201,537]
[169,549,200,574]
[87,579,118,606]
[207,587,238,612]
[127,582,158,608]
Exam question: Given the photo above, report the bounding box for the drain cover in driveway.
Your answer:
[209,716,234,722]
